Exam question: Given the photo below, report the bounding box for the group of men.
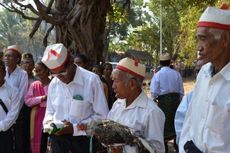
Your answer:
[1,3,230,153]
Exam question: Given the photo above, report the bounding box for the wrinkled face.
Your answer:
[21,58,34,74]
[3,50,20,67]
[112,72,129,99]
[196,27,225,65]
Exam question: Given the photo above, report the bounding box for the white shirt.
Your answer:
[150,66,184,99]
[43,66,109,136]
[174,91,193,144]
[107,91,165,153]
[5,66,28,109]
[0,81,20,131]
[179,62,230,153]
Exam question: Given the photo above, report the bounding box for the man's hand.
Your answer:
[54,120,73,136]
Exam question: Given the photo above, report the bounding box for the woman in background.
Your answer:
[24,61,51,153]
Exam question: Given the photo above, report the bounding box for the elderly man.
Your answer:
[0,60,20,153]
[42,43,109,153]
[179,5,230,153]
[107,57,165,153]
[3,44,29,153]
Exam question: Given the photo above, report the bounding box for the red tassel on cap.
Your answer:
[220,3,229,10]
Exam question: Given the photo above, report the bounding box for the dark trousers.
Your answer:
[0,129,14,153]
[50,135,99,153]
[14,104,31,153]
[40,132,48,153]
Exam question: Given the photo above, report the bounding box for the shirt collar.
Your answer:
[124,91,148,110]
[6,65,20,76]
[219,62,230,81]
[202,62,230,81]
[72,65,84,86]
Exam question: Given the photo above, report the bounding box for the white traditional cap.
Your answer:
[6,45,21,55]
[160,53,171,61]
[115,57,146,80]
[41,43,68,73]
[198,4,230,30]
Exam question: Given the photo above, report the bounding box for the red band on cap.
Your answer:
[116,65,144,79]
[7,48,21,54]
[198,21,230,30]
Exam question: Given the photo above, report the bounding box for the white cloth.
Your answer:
[43,66,109,136]
[150,66,184,99]
[5,66,28,109]
[179,62,230,153]
[0,81,20,131]
[107,91,165,153]
[174,91,193,144]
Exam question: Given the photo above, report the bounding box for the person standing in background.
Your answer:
[0,60,20,153]
[25,61,51,153]
[21,52,37,86]
[103,63,116,110]
[3,44,29,153]
[150,53,184,153]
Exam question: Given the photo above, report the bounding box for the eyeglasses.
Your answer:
[51,71,66,77]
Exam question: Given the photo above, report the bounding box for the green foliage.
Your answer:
[0,10,54,59]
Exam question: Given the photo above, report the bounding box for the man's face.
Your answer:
[3,50,19,67]
[196,27,225,65]
[112,72,129,99]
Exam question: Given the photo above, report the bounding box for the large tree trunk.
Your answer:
[54,0,111,64]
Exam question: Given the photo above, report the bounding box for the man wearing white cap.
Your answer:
[3,44,29,153]
[107,57,165,153]
[150,52,184,152]
[42,43,109,153]
[179,4,230,153]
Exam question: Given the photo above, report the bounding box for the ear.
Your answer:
[128,78,136,90]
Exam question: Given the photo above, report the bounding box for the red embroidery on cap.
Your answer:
[47,49,61,61]
[220,3,229,10]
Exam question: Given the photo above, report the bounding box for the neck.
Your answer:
[212,53,230,73]
[126,89,142,107]
[7,65,17,75]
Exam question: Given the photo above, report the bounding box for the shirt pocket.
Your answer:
[206,103,230,134]
[69,99,92,122]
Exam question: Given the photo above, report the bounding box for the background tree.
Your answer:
[0,0,131,64]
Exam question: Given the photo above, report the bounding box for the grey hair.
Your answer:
[209,28,227,40]
[112,69,143,87]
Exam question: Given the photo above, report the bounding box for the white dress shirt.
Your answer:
[179,62,230,153]
[0,81,20,131]
[5,66,28,109]
[150,66,184,99]
[107,91,165,153]
[43,66,109,136]
[174,90,193,144]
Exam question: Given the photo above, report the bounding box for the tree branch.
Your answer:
[33,0,64,25]
[43,25,54,46]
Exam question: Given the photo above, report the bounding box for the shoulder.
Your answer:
[146,98,165,117]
